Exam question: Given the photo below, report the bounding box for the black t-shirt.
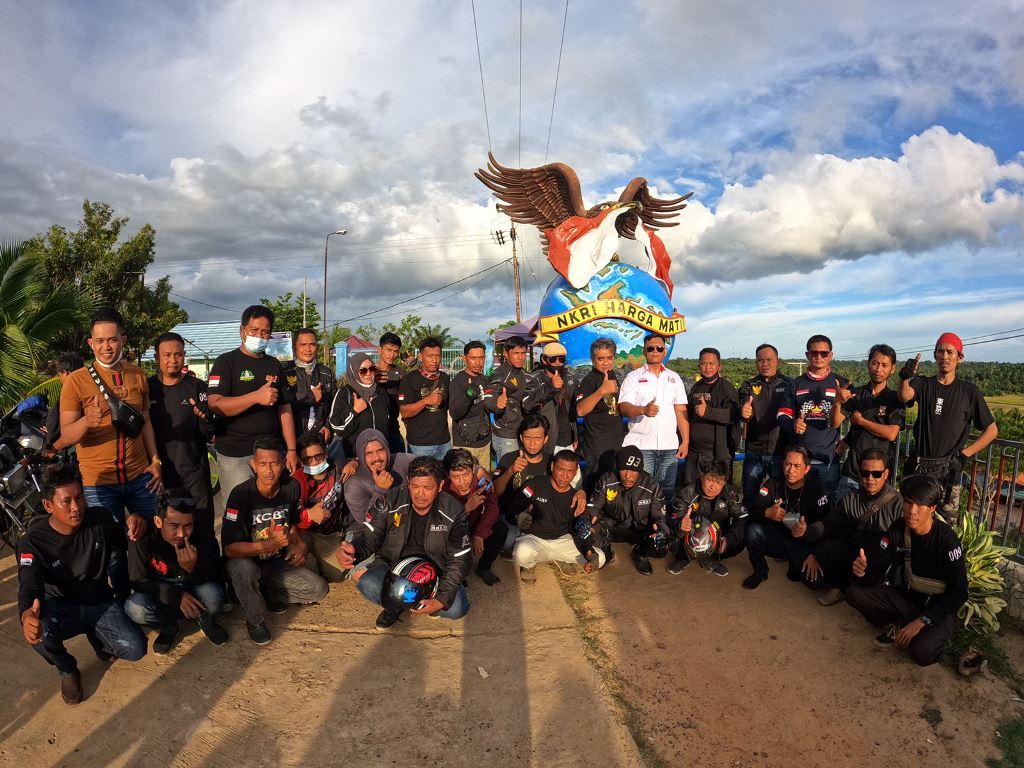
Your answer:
[379,363,406,436]
[222,477,301,560]
[575,369,625,459]
[507,475,577,540]
[909,376,994,459]
[840,384,905,479]
[148,375,215,501]
[208,349,289,457]
[17,507,120,614]
[401,510,431,560]
[494,450,550,519]
[127,525,221,606]
[398,369,451,446]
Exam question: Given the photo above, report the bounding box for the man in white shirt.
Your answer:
[618,334,689,498]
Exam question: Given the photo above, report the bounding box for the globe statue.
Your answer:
[538,260,684,368]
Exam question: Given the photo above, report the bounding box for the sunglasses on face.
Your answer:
[546,355,566,364]
[358,365,377,374]
[645,345,665,353]
[806,350,830,358]
[301,452,327,465]
[860,469,885,479]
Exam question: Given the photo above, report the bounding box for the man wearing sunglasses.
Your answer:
[777,334,849,501]
[618,333,689,500]
[291,432,348,581]
[897,332,998,520]
[522,342,578,456]
[793,449,903,607]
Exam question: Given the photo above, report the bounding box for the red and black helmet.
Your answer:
[684,516,720,561]
[381,557,440,613]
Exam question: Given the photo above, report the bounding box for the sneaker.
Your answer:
[475,568,501,586]
[817,587,845,607]
[60,670,83,705]
[265,598,288,615]
[667,558,690,575]
[375,609,402,630]
[742,574,766,590]
[520,565,537,583]
[706,561,729,577]
[631,547,653,576]
[247,621,272,645]
[153,625,182,655]
[604,547,616,566]
[874,625,897,648]
[199,616,229,646]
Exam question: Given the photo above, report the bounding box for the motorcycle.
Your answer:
[0,397,50,551]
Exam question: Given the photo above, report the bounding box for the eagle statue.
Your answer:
[475,153,692,297]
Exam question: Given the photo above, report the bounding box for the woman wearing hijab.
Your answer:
[328,352,394,459]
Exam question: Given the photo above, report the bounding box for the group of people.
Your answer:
[16,303,998,705]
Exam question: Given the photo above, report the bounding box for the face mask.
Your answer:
[297,359,316,373]
[95,349,124,369]
[244,335,268,354]
[304,460,330,476]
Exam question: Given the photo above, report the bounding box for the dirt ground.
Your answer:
[2,539,1022,768]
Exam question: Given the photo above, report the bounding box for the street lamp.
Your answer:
[323,228,348,352]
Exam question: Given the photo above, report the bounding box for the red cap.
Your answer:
[935,332,963,355]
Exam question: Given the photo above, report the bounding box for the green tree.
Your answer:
[259,291,322,335]
[26,200,186,355]
[0,239,95,411]
[487,319,516,338]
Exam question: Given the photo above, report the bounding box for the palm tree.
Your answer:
[0,239,95,413]
[417,323,459,348]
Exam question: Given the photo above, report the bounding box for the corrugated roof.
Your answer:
[140,321,241,362]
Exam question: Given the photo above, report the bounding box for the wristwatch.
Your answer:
[918,615,933,627]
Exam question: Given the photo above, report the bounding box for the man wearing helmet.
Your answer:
[337,456,471,630]
[586,446,669,575]
[667,460,747,576]
[522,341,577,453]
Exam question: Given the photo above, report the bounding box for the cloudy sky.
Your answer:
[2,1,1023,361]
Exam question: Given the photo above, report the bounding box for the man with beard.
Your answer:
[449,341,493,471]
[738,344,790,507]
[743,446,830,590]
[685,347,740,485]
[831,344,905,501]
[485,336,532,462]
[148,332,216,545]
[375,332,407,453]
[586,446,669,575]
[399,337,452,460]
[898,332,998,520]
[285,328,336,443]
[794,449,903,606]
[668,460,747,576]
[342,429,415,532]
[575,338,626,488]
[443,448,501,586]
[522,342,577,453]
[329,352,394,459]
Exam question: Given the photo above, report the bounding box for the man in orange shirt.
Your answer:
[60,308,163,546]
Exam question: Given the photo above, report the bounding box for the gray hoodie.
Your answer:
[342,428,414,531]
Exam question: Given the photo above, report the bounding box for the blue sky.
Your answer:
[1,1,1022,361]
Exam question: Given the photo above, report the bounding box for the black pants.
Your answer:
[478,517,513,572]
[846,584,955,666]
[813,538,856,590]
[602,524,669,559]
[744,521,811,581]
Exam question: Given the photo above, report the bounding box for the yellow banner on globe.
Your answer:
[539,299,686,337]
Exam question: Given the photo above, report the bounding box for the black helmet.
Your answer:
[684,516,720,561]
[381,557,439,613]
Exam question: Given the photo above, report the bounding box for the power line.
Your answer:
[889,328,1024,355]
[174,256,512,273]
[471,0,493,152]
[168,292,241,314]
[544,0,570,163]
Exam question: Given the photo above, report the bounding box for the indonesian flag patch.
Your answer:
[825,388,837,398]
[208,375,221,388]
[19,552,34,566]
[398,393,406,402]
[523,486,534,499]
[225,508,238,522]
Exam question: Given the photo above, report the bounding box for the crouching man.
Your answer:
[587,446,669,575]
[125,491,228,651]
[668,460,748,576]
[846,474,968,666]
[18,464,146,704]
[337,456,472,630]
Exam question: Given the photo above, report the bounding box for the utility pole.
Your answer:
[510,224,522,323]
[302,276,307,327]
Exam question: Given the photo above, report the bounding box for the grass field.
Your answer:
[987,395,1024,411]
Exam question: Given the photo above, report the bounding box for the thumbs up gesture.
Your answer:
[852,547,868,578]
[791,515,807,538]
[512,449,529,473]
[85,396,105,429]
[496,387,509,410]
[899,353,922,381]
[256,379,278,406]
[694,396,708,418]
[794,413,807,435]
[680,507,693,533]
[311,382,323,404]
[644,399,660,418]
[21,598,42,645]
[599,371,618,396]
[352,391,368,413]
[740,396,753,420]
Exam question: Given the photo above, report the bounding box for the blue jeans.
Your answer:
[124,581,225,630]
[491,435,519,464]
[407,442,453,461]
[84,472,158,522]
[33,598,147,676]
[742,451,783,507]
[356,563,470,620]
[641,449,679,500]
[809,461,841,502]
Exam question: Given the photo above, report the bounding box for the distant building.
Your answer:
[140,321,242,380]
